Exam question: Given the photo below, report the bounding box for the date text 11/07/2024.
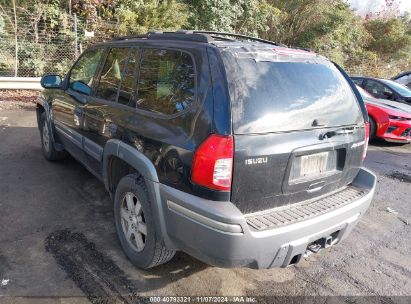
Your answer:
[149,296,258,303]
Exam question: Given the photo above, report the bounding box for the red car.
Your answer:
[356,86,411,143]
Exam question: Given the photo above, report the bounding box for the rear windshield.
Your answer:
[221,51,363,134]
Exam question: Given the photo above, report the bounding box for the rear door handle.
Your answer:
[307,181,325,193]
[108,123,118,135]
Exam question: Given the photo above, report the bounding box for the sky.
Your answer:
[349,0,411,16]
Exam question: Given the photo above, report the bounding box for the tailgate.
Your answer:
[221,47,366,213]
[231,127,366,213]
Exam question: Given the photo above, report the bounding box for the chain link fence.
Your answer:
[0,8,124,77]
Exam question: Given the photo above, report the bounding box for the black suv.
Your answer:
[37,31,376,269]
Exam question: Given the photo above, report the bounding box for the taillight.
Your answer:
[191,134,234,191]
[362,122,370,161]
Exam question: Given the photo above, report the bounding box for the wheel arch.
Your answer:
[102,139,174,249]
[36,97,62,149]
[103,140,159,193]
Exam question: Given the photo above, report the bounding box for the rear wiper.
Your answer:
[319,127,355,140]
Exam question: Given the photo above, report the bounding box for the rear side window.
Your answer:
[69,48,103,95]
[118,49,139,107]
[221,51,363,134]
[137,48,195,115]
[95,48,129,102]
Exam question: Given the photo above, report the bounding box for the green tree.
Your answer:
[114,0,189,34]
[365,18,411,58]
[184,0,279,36]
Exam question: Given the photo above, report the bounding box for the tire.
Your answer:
[39,112,67,161]
[114,173,175,269]
[369,116,377,140]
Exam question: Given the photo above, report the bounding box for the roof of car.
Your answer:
[94,30,320,60]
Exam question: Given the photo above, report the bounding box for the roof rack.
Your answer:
[192,30,286,47]
[112,34,149,41]
[111,30,285,47]
[112,30,213,43]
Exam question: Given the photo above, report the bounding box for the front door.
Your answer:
[52,47,104,166]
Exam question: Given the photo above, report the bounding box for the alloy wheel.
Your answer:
[120,192,147,252]
[42,120,50,153]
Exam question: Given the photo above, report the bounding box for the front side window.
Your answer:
[69,48,103,95]
[364,80,394,99]
[137,48,195,115]
[95,48,130,102]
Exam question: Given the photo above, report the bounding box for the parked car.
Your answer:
[36,31,376,269]
[356,86,411,143]
[392,71,411,89]
[352,76,411,104]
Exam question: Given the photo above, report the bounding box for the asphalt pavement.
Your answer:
[0,109,410,303]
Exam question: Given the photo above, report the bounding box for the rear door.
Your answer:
[221,49,366,214]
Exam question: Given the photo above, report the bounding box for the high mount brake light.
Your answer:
[362,122,370,161]
[191,134,234,191]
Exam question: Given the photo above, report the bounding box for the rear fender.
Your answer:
[103,139,174,249]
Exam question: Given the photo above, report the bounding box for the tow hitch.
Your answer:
[305,235,334,257]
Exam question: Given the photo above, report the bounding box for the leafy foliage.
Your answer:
[0,0,410,78]
[184,0,279,36]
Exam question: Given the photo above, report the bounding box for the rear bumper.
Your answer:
[159,168,376,269]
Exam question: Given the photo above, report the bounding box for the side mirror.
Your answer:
[41,74,62,89]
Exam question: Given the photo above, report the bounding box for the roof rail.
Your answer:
[112,34,149,41]
[112,31,212,43]
[110,30,285,46]
[193,31,286,47]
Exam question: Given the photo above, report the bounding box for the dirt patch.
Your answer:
[45,230,149,304]
[387,171,411,183]
[0,90,39,110]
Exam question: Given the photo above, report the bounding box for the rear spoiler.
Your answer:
[333,62,369,123]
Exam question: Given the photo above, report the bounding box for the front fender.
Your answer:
[36,96,59,146]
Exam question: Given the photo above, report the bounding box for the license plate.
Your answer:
[289,151,336,182]
[300,152,329,178]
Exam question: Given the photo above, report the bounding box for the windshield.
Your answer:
[222,51,363,134]
[380,79,411,97]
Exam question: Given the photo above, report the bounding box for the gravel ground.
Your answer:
[0,109,410,303]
